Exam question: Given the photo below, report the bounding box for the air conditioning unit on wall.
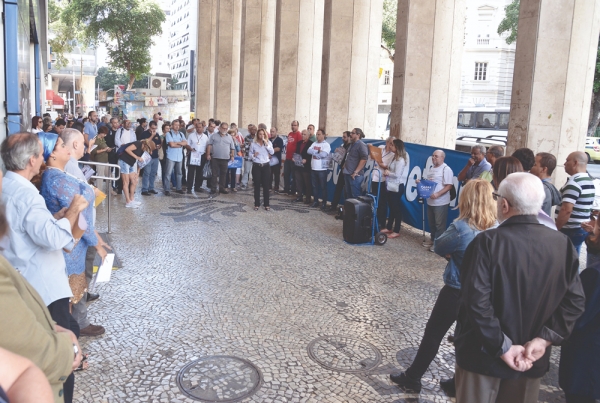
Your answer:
[150,76,167,90]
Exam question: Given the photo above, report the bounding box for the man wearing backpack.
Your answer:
[530,152,561,216]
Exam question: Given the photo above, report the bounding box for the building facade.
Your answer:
[459,1,516,109]
[167,0,198,91]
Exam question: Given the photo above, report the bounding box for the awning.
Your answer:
[46,89,65,106]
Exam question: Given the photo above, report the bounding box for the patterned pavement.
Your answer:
[74,184,565,403]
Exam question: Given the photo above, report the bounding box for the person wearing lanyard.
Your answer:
[248,128,274,211]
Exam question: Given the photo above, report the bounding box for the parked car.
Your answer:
[585,137,600,163]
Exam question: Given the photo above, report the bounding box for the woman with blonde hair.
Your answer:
[248,128,274,210]
[119,139,156,206]
[390,179,497,396]
[382,139,408,238]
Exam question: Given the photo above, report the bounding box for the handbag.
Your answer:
[202,161,212,178]
[69,272,87,304]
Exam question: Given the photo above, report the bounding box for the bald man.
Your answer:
[555,151,595,254]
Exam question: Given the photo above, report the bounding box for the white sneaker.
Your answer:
[429,246,435,252]
[131,200,142,206]
[422,241,433,248]
[126,202,139,208]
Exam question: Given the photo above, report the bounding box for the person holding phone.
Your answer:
[90,126,111,193]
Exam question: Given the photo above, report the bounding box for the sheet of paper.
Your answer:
[96,253,115,283]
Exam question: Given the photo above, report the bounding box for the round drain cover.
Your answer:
[176,356,262,402]
[307,335,382,373]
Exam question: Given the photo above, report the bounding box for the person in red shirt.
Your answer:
[283,120,302,196]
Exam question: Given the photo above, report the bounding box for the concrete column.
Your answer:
[319,0,383,138]
[272,0,324,131]
[239,0,277,128]
[195,0,217,120]
[214,0,243,123]
[390,0,465,148]
[506,0,600,176]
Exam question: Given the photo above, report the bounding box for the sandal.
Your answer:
[265,206,270,211]
[254,206,259,211]
[231,188,238,192]
[388,232,401,239]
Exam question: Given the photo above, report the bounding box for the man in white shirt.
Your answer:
[152,113,163,136]
[115,120,136,147]
[422,150,454,251]
[186,121,209,192]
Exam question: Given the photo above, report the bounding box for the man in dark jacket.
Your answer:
[455,172,585,403]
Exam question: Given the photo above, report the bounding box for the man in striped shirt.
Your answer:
[555,151,595,254]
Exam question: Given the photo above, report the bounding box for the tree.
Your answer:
[498,0,600,137]
[63,0,165,90]
[48,0,88,68]
[381,0,397,61]
[96,67,129,91]
[497,0,520,45]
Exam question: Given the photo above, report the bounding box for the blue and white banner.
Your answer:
[324,137,471,231]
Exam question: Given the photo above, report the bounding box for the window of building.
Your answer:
[383,70,390,85]
[474,62,487,81]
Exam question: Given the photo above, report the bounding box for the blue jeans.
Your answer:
[560,227,588,256]
[344,173,364,199]
[163,159,182,191]
[142,158,159,192]
[311,170,328,204]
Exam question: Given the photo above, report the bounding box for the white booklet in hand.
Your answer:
[137,151,152,169]
[96,253,115,283]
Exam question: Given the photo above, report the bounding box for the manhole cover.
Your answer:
[307,335,382,373]
[176,356,262,402]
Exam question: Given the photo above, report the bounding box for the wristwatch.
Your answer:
[73,343,79,358]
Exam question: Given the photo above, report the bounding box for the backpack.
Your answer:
[542,180,561,206]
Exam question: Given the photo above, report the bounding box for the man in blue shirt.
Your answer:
[457,145,492,184]
[83,111,98,150]
[163,120,187,195]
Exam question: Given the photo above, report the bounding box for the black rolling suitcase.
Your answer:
[343,197,374,244]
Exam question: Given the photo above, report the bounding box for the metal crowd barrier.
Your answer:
[83,161,121,234]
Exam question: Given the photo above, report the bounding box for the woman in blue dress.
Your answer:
[39,132,97,305]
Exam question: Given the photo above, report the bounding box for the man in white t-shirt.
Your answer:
[423,150,454,251]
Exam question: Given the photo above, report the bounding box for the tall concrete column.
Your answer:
[239,0,277,128]
[319,0,383,137]
[214,0,242,123]
[196,0,217,120]
[272,0,324,131]
[507,0,600,176]
[390,0,465,148]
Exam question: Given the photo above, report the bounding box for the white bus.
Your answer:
[455,108,510,152]
[383,108,510,153]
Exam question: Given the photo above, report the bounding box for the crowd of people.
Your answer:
[0,111,598,403]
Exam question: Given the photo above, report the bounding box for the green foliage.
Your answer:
[381,0,398,56]
[63,0,165,89]
[594,44,600,94]
[48,0,88,68]
[96,67,152,91]
[497,0,520,45]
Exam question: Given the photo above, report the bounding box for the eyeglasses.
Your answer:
[492,192,512,206]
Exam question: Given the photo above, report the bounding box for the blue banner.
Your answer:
[323,137,470,231]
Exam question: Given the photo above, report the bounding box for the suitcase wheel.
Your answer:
[375,232,387,246]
